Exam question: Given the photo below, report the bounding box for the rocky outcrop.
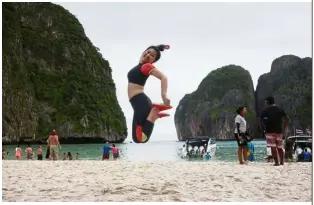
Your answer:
[174,65,257,141]
[255,55,312,135]
[2,3,127,144]
[175,55,312,141]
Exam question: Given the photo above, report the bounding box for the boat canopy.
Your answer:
[287,135,312,143]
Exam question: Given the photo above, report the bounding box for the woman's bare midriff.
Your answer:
[128,83,145,99]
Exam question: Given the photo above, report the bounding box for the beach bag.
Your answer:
[244,129,253,142]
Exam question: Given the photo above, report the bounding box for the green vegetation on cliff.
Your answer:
[197,65,253,100]
[175,65,257,141]
[255,55,312,132]
[3,3,127,142]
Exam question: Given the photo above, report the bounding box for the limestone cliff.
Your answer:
[255,55,312,135]
[174,65,257,141]
[2,2,127,144]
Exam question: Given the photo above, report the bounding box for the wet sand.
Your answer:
[2,160,312,202]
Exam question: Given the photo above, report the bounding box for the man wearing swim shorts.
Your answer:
[259,96,289,166]
[47,129,61,160]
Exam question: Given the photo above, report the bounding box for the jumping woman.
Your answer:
[127,44,172,143]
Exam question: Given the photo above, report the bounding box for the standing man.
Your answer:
[102,142,110,160]
[47,129,61,160]
[259,96,289,166]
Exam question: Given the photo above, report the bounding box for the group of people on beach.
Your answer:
[2,144,43,160]
[234,96,307,166]
[2,130,78,161]
[3,129,121,161]
[2,144,79,161]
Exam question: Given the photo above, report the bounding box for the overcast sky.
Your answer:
[56,2,311,142]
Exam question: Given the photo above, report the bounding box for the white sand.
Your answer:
[2,160,312,202]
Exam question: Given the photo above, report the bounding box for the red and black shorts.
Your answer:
[266,133,283,149]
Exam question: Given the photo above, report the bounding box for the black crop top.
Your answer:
[127,63,155,86]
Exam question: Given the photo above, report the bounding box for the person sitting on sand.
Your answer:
[62,153,67,160]
[67,152,73,160]
[102,142,110,160]
[15,145,22,160]
[2,149,6,160]
[47,129,61,160]
[25,144,33,160]
[111,144,119,160]
[37,146,43,160]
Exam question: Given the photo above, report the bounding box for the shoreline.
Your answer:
[2,137,127,145]
[3,138,266,145]
[2,160,311,202]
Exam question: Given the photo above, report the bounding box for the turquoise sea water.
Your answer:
[2,140,268,162]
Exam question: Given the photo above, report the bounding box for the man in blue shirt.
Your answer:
[102,142,110,160]
[204,152,211,160]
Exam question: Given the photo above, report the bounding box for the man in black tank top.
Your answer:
[259,96,289,166]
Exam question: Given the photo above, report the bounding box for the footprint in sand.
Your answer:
[234,178,242,182]
[265,193,275,199]
[161,189,180,195]
[214,184,223,189]
[102,187,110,194]
[137,186,158,192]
[171,196,183,202]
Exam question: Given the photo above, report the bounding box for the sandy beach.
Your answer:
[2,160,312,202]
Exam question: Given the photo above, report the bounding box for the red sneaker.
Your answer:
[136,126,148,143]
[152,103,172,111]
[158,113,170,118]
